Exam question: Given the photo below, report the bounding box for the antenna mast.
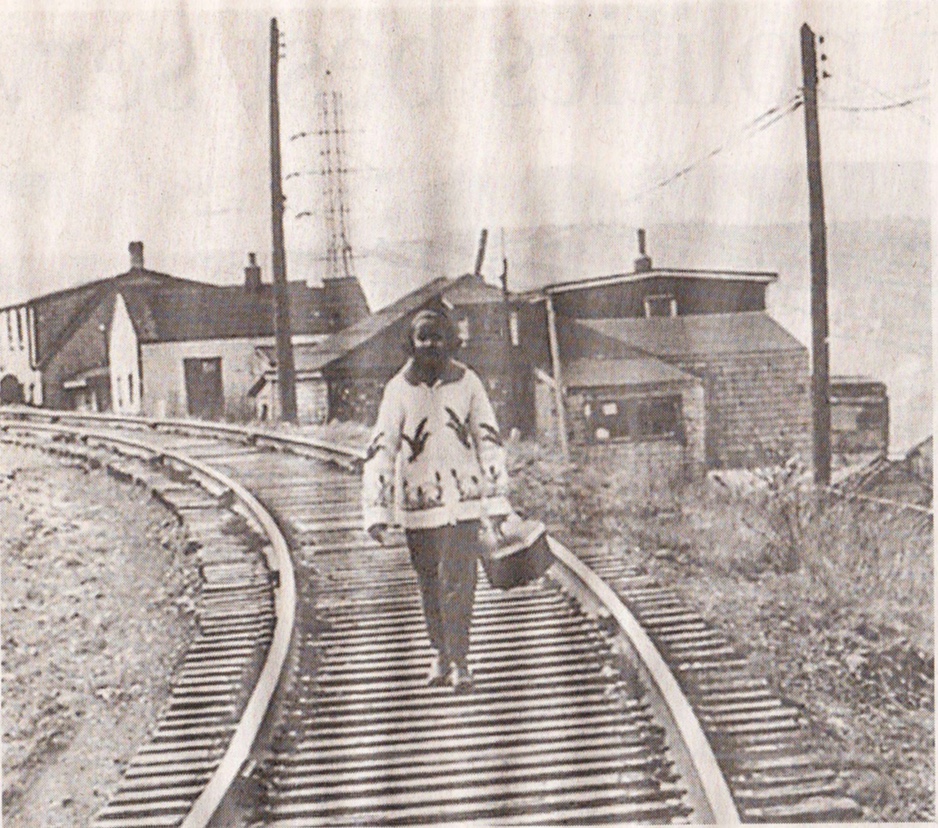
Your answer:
[320,73,356,282]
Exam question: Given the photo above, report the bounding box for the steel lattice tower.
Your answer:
[319,75,356,282]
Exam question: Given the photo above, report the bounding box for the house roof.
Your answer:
[543,266,778,296]
[442,275,506,306]
[118,280,337,344]
[257,275,468,374]
[564,357,697,388]
[35,269,202,368]
[10,268,205,314]
[577,312,805,358]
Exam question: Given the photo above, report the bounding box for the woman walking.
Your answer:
[362,309,510,692]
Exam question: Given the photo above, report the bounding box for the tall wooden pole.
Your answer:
[270,18,298,423]
[801,23,831,485]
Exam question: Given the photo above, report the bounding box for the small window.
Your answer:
[457,318,469,345]
[16,309,23,349]
[509,311,519,346]
[128,373,134,405]
[116,376,123,408]
[27,383,34,403]
[584,394,683,443]
[644,294,677,318]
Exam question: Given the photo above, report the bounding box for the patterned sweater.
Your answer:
[362,359,511,530]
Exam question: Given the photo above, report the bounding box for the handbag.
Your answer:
[479,513,552,590]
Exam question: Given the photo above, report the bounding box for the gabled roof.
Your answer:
[35,269,199,368]
[257,275,454,373]
[544,266,778,296]
[442,275,506,305]
[564,357,698,388]
[578,312,805,358]
[29,269,204,310]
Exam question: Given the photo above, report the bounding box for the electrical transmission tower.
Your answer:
[319,74,356,282]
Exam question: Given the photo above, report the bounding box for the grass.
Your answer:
[506,439,934,822]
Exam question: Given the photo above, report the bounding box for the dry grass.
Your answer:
[506,439,934,821]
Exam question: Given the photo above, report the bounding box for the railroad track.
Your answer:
[1,407,862,825]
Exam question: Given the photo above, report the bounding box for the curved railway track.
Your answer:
[1,408,861,825]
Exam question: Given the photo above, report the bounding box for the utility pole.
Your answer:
[801,22,831,485]
[270,18,298,423]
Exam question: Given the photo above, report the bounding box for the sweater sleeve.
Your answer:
[468,371,511,518]
[362,379,403,531]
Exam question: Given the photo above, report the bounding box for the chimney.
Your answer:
[129,241,144,270]
[245,252,262,291]
[634,228,652,272]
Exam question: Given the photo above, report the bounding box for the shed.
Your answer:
[576,312,811,468]
[562,356,705,476]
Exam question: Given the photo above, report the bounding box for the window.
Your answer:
[644,294,677,318]
[128,373,134,405]
[457,318,469,345]
[115,375,123,409]
[583,394,684,443]
[6,311,12,349]
[16,309,23,349]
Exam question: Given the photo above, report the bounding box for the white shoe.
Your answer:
[427,653,449,687]
[451,662,474,693]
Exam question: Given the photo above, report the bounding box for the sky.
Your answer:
[0,0,929,307]
[0,1,931,448]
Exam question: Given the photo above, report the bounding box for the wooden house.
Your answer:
[251,272,532,432]
[523,230,813,470]
[5,241,369,419]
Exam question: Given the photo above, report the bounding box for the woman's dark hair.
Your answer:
[404,308,460,357]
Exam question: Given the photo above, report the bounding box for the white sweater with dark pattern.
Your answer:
[362,359,511,531]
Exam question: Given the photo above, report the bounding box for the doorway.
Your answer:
[184,357,223,419]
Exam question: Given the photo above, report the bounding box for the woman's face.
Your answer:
[411,318,449,373]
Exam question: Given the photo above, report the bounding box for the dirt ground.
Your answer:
[1,444,197,827]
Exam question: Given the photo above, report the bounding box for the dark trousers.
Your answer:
[405,520,481,666]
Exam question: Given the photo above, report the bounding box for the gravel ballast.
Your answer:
[1,443,198,827]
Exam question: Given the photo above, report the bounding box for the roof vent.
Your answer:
[129,241,144,270]
[634,229,652,273]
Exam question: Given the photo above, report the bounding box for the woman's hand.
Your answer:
[368,523,388,545]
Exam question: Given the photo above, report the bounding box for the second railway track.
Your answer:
[1,409,862,825]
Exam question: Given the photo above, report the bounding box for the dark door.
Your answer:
[184,357,223,419]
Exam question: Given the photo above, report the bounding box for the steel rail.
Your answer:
[1,407,740,823]
[546,537,741,824]
[0,414,297,828]
[0,405,365,466]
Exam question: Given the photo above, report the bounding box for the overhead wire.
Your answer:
[622,91,805,206]
[816,28,930,125]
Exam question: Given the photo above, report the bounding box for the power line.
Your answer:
[819,92,929,114]
[622,91,804,205]
[816,29,930,125]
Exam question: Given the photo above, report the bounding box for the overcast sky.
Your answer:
[0,0,930,308]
